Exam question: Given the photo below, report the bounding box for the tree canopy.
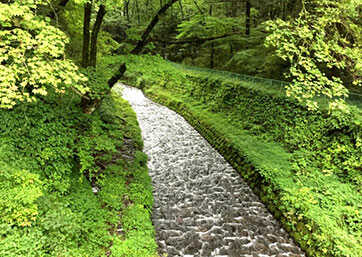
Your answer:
[1,0,360,110]
[0,0,87,109]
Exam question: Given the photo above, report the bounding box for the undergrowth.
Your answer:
[0,76,157,256]
[111,54,362,257]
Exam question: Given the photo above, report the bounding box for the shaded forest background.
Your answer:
[53,0,361,111]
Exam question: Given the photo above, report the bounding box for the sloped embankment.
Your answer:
[112,54,361,257]
[0,86,158,256]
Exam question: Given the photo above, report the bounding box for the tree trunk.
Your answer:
[246,0,251,36]
[108,64,127,89]
[48,0,70,19]
[131,0,179,55]
[135,0,141,24]
[89,4,106,67]
[108,0,179,89]
[82,1,92,67]
[124,0,130,22]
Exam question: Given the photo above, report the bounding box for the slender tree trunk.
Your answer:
[82,1,92,67]
[48,0,70,19]
[108,0,179,88]
[131,0,179,55]
[124,0,130,22]
[246,0,251,36]
[89,4,107,67]
[107,64,127,88]
[135,0,141,24]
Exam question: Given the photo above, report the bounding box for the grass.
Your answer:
[111,54,362,257]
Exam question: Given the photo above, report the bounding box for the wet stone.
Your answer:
[201,242,213,257]
[120,84,305,257]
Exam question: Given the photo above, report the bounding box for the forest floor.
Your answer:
[0,86,158,256]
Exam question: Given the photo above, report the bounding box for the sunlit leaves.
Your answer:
[0,0,88,109]
[265,0,362,111]
[0,162,43,227]
[73,0,124,10]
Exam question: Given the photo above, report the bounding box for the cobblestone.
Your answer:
[120,84,305,257]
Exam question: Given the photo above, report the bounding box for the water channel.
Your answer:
[119,84,305,257]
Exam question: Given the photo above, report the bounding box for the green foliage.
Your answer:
[119,54,362,257]
[0,98,82,193]
[73,0,124,9]
[0,77,157,256]
[0,1,159,256]
[0,96,110,255]
[98,176,127,210]
[61,0,120,62]
[111,235,158,257]
[177,15,240,39]
[0,0,88,109]
[94,92,157,257]
[0,158,43,227]
[265,0,362,110]
[111,203,158,257]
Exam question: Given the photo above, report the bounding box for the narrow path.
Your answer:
[120,84,305,257]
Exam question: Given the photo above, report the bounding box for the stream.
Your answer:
[119,84,305,257]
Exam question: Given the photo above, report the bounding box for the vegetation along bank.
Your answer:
[0,83,158,256]
[1,0,361,256]
[115,54,362,257]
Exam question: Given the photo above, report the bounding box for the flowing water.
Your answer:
[118,84,305,257]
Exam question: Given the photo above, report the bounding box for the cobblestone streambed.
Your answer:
[120,84,305,257]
